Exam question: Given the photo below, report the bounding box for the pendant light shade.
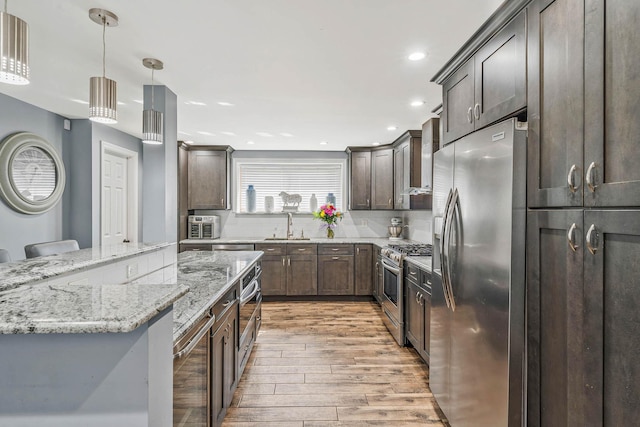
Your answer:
[142,57,164,145]
[89,76,117,123]
[88,8,118,124]
[0,3,30,85]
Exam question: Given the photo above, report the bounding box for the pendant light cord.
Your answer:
[151,68,155,110]
[102,19,106,78]
[4,0,7,13]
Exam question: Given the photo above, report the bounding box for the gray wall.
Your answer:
[0,93,66,261]
[0,92,148,260]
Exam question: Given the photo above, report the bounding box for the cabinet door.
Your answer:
[350,151,371,210]
[405,280,422,350]
[583,210,640,426]
[287,255,317,296]
[442,60,475,145]
[584,0,640,207]
[260,255,287,296]
[527,210,584,427]
[317,255,354,295]
[421,270,432,361]
[355,245,373,296]
[188,150,227,210]
[527,0,585,207]
[474,10,526,128]
[370,148,394,209]
[224,310,238,408]
[394,143,410,210]
[211,321,226,427]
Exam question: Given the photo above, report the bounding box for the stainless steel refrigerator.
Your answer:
[431,118,526,427]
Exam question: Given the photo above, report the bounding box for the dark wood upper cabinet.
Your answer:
[440,10,526,146]
[528,0,585,208]
[349,151,371,210]
[442,60,476,145]
[392,131,427,210]
[188,148,229,210]
[474,11,527,128]
[584,0,640,207]
[370,148,394,209]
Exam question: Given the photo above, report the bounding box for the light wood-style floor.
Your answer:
[222,301,448,427]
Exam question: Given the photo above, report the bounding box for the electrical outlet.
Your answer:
[127,263,139,278]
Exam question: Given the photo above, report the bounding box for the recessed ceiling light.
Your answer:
[71,98,89,105]
[178,131,192,136]
[320,141,328,145]
[408,52,426,61]
[372,142,381,146]
[411,100,425,107]
[197,131,214,136]
[217,102,234,106]
[387,126,397,131]
[185,101,207,106]
[184,140,194,145]
[256,132,273,137]
[221,131,236,136]
[280,133,294,137]
[247,141,255,145]
[133,99,144,104]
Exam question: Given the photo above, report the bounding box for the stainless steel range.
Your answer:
[380,243,432,345]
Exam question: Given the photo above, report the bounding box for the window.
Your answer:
[234,158,345,213]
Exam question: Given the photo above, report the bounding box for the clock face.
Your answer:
[0,132,66,215]
[11,146,57,202]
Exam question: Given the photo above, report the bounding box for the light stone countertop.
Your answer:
[0,242,173,292]
[168,250,263,343]
[404,256,433,272]
[180,237,414,248]
[0,282,189,334]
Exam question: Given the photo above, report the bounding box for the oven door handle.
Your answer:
[381,259,401,275]
[173,313,217,360]
[240,279,260,305]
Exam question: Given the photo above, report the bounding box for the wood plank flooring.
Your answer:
[223,301,448,426]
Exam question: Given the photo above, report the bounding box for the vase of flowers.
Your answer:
[313,203,342,239]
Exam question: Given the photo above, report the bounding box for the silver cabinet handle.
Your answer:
[409,270,417,276]
[222,299,232,307]
[586,224,598,255]
[366,199,370,207]
[282,257,285,266]
[467,107,473,123]
[567,223,579,252]
[332,256,340,260]
[567,164,579,193]
[474,103,481,120]
[331,248,340,251]
[388,198,392,206]
[357,247,360,255]
[586,162,598,193]
[267,248,275,251]
[173,313,216,359]
[297,248,306,251]
[221,198,224,206]
[288,256,291,266]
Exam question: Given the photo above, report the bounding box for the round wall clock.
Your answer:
[0,132,66,214]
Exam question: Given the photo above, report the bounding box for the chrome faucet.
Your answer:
[286,213,294,239]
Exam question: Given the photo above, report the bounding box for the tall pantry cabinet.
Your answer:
[526,0,640,426]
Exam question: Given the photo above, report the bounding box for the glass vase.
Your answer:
[327,228,334,239]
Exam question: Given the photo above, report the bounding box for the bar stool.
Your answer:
[0,249,11,263]
[24,240,79,259]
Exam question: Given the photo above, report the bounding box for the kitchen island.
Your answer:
[0,244,263,427]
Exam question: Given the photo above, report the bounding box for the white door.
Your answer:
[102,152,128,246]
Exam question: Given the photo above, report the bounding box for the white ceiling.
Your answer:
[0,0,504,150]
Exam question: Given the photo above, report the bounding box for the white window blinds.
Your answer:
[236,161,344,213]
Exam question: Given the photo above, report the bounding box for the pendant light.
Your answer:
[0,0,29,85]
[88,8,118,124]
[142,58,164,145]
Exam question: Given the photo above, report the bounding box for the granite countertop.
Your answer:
[168,250,263,343]
[0,242,173,292]
[180,237,415,248]
[0,282,189,334]
[404,256,433,272]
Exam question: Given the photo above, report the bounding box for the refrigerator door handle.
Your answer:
[440,189,454,308]
[443,188,459,311]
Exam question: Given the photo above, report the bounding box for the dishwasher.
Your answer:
[211,244,255,251]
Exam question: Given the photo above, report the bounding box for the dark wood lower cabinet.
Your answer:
[287,255,318,296]
[318,255,354,295]
[404,266,431,363]
[355,244,373,296]
[211,305,237,427]
[260,255,287,296]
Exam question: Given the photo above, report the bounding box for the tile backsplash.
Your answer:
[193,209,432,243]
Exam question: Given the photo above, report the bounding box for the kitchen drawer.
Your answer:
[286,244,317,255]
[318,244,354,256]
[255,244,286,256]
[405,264,420,284]
[212,287,237,321]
